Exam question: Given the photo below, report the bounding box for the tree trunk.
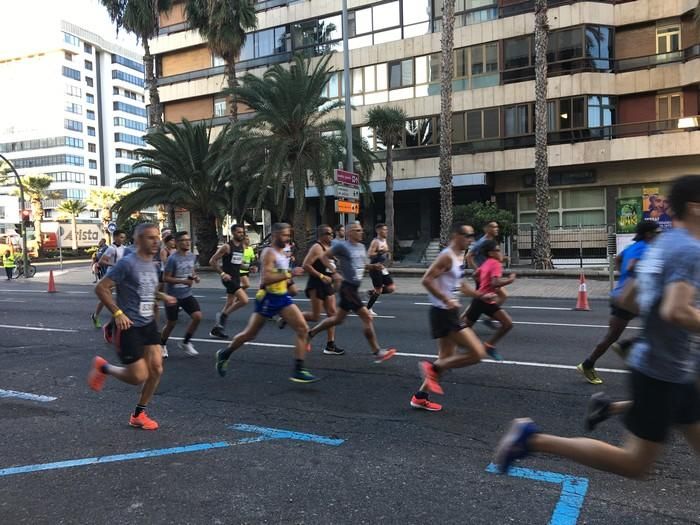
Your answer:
[167,204,176,231]
[438,0,456,248]
[31,200,44,256]
[143,39,161,128]
[192,211,218,266]
[226,58,239,123]
[384,145,395,260]
[71,216,78,250]
[533,0,553,269]
[292,166,308,257]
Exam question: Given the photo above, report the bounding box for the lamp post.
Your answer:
[0,153,30,276]
[341,0,355,223]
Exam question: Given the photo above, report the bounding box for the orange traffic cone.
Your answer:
[47,270,57,293]
[574,272,590,311]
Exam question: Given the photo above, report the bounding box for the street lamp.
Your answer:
[0,153,30,277]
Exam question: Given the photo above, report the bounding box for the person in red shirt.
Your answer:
[461,239,515,361]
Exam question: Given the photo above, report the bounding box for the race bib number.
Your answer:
[355,268,364,281]
[326,261,336,274]
[231,252,243,265]
[381,268,389,276]
[139,301,155,317]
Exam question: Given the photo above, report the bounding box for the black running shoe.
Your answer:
[323,344,345,355]
[585,392,612,431]
[210,326,228,339]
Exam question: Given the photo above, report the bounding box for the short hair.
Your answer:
[134,223,157,239]
[334,224,344,232]
[669,175,700,220]
[163,234,174,243]
[231,224,245,233]
[272,222,290,234]
[175,231,189,241]
[113,229,126,237]
[451,222,468,235]
[481,239,499,256]
[375,223,386,231]
[317,224,331,236]
[485,221,499,229]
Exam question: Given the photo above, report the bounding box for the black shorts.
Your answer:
[222,277,241,295]
[370,270,394,289]
[114,321,161,365]
[465,297,501,323]
[165,295,201,322]
[338,282,364,312]
[610,302,636,322]
[429,307,465,339]
[305,277,335,301]
[625,369,700,443]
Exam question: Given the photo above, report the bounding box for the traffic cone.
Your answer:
[574,272,590,311]
[47,270,57,293]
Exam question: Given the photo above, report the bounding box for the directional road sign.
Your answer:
[335,200,360,214]
[107,222,117,234]
[334,169,359,187]
[336,185,360,201]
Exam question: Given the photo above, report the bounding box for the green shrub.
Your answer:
[453,202,515,237]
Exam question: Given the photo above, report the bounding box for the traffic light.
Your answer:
[21,209,31,228]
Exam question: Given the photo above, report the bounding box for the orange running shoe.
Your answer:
[410,395,442,412]
[373,347,397,363]
[87,356,108,392]
[129,412,159,430]
[419,361,444,395]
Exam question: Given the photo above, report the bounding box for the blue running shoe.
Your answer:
[215,349,229,377]
[486,345,503,361]
[290,368,319,383]
[494,418,540,474]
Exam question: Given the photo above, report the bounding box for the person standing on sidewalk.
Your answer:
[493,175,700,479]
[3,250,15,280]
[209,224,248,339]
[576,220,661,384]
[366,223,396,315]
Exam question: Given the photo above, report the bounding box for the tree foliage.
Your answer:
[453,202,515,237]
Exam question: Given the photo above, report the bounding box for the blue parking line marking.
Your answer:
[486,463,589,525]
[0,389,57,402]
[231,424,346,446]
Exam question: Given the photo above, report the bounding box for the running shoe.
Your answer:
[419,361,443,395]
[373,347,397,363]
[102,322,114,344]
[87,356,108,392]
[277,317,287,330]
[323,343,345,355]
[129,412,159,430]
[161,345,169,359]
[410,395,442,412]
[215,348,229,377]
[576,363,603,385]
[485,345,503,361]
[493,418,540,474]
[178,341,199,357]
[290,368,319,383]
[610,341,633,361]
[585,392,612,431]
[368,308,377,316]
[90,313,102,329]
[210,326,228,339]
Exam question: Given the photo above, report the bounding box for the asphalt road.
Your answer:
[1,280,698,525]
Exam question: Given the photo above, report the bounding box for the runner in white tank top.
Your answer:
[410,223,494,412]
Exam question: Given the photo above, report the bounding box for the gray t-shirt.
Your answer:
[164,251,196,299]
[628,228,700,383]
[468,235,491,268]
[108,252,159,327]
[331,240,368,286]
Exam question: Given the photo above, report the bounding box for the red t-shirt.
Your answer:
[478,257,502,303]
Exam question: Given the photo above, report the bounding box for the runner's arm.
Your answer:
[95,276,120,314]
[98,247,115,267]
[367,239,379,258]
[421,253,459,308]
[303,244,331,282]
[209,244,229,275]
[318,246,340,275]
[491,273,516,289]
[660,281,700,332]
[616,278,639,314]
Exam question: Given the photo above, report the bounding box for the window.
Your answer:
[464,107,500,140]
[88,143,96,153]
[656,93,682,120]
[113,117,147,131]
[64,119,83,132]
[504,36,532,71]
[504,104,532,136]
[65,84,82,97]
[62,66,81,80]
[113,86,120,95]
[12,155,84,169]
[48,172,85,184]
[84,60,93,71]
[585,26,613,70]
[212,54,225,67]
[112,70,144,87]
[548,28,583,63]
[114,133,145,146]
[111,54,145,73]
[548,97,585,130]
[86,76,94,87]
[65,102,82,115]
[0,206,5,220]
[389,59,413,89]
[89,159,97,169]
[587,96,616,128]
[44,210,53,218]
[84,42,92,54]
[403,0,430,37]
[86,93,94,104]
[65,137,83,148]
[64,51,73,61]
[348,7,373,36]
[372,1,400,31]
[116,163,134,173]
[0,136,82,153]
[657,26,680,54]
[404,117,435,147]
[88,126,96,137]
[87,110,95,120]
[214,97,227,117]
[63,33,79,46]
[89,176,98,186]
[113,102,147,117]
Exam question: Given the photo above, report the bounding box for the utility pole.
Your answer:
[0,153,30,276]
[342,0,355,223]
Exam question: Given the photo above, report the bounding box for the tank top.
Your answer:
[263,247,290,295]
[369,238,390,264]
[428,247,464,309]
[222,240,244,275]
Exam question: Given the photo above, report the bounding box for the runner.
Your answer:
[461,240,515,361]
[576,220,661,384]
[307,222,396,363]
[334,224,345,241]
[493,175,700,478]
[366,223,396,315]
[410,223,490,412]
[214,223,318,383]
[300,224,344,355]
[466,221,500,328]
[91,229,126,328]
[160,231,201,358]
[87,223,177,430]
[239,235,257,290]
[209,224,248,339]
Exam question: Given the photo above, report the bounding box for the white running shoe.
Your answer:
[368,308,377,316]
[178,341,199,357]
[161,345,169,359]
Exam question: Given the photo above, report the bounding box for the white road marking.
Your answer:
[415,302,582,312]
[513,321,641,330]
[0,389,57,402]
[0,299,26,303]
[0,289,89,294]
[0,324,78,333]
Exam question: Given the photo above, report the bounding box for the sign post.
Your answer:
[334,169,360,225]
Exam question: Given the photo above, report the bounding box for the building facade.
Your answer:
[150,0,700,255]
[0,21,146,232]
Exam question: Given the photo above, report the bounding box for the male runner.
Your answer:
[160,231,201,358]
[494,175,700,478]
[91,229,127,328]
[577,220,661,384]
[366,223,396,314]
[209,224,248,338]
[334,224,345,241]
[307,222,396,363]
[239,235,257,290]
[87,223,176,430]
[214,223,318,383]
[300,224,344,355]
[410,223,490,411]
[466,221,500,329]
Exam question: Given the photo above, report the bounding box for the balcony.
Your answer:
[615,44,700,73]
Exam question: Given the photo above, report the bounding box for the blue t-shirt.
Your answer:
[164,251,196,299]
[108,252,159,327]
[468,236,491,268]
[628,228,700,383]
[331,240,368,286]
[611,240,649,298]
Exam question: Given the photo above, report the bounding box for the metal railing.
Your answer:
[513,223,610,267]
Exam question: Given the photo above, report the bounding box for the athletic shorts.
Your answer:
[305,277,335,301]
[625,369,700,443]
[254,291,293,318]
[610,302,636,322]
[114,321,160,365]
[370,270,394,289]
[429,306,465,339]
[465,297,501,323]
[165,295,201,322]
[222,276,242,295]
[338,282,364,312]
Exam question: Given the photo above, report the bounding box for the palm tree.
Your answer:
[114,120,230,265]
[185,0,257,123]
[18,175,55,255]
[533,0,553,269]
[100,0,173,127]
[366,106,407,254]
[57,200,88,250]
[438,0,456,247]
[87,187,127,241]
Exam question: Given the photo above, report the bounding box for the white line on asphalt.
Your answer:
[0,289,89,294]
[513,321,642,330]
[0,299,26,303]
[415,302,580,311]
[0,389,57,402]
[0,324,78,333]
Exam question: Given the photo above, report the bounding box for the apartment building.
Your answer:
[0,21,146,231]
[150,0,700,252]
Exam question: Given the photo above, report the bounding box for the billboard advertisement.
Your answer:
[642,187,673,230]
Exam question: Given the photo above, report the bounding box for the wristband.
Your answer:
[220,272,226,277]
[112,309,124,318]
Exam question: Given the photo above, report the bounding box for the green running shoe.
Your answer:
[577,363,603,385]
[290,368,319,383]
[215,349,229,377]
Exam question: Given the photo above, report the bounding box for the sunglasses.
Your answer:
[322,231,333,236]
[461,232,476,238]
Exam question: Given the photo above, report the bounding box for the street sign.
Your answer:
[335,199,360,214]
[107,222,117,234]
[335,185,360,200]
[334,169,359,187]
